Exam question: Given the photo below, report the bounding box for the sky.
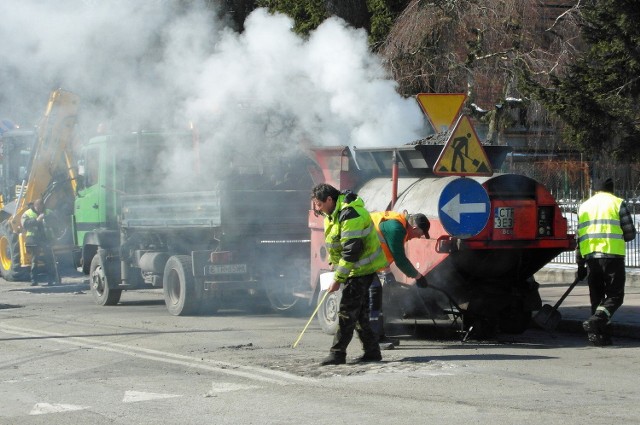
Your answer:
[0,0,428,184]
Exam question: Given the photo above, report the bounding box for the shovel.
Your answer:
[533,276,581,332]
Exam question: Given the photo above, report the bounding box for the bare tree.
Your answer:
[379,0,583,148]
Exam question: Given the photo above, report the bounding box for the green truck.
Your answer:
[74,131,312,315]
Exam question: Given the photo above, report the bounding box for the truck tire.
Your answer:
[163,255,199,316]
[90,252,122,306]
[0,223,28,282]
[317,288,342,335]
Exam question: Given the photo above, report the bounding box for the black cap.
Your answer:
[409,213,430,238]
[597,177,614,193]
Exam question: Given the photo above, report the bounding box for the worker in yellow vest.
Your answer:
[21,198,60,286]
[577,178,636,346]
[311,184,388,366]
[370,211,430,348]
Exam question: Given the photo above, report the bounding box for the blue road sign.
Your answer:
[438,177,490,239]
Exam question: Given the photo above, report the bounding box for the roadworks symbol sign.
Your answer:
[433,115,493,176]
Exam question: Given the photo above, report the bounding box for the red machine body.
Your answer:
[309,144,576,335]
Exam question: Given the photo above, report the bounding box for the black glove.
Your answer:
[576,248,587,281]
[576,264,588,281]
[415,275,428,288]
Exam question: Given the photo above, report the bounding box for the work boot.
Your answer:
[379,341,394,350]
[354,351,382,363]
[320,353,346,366]
[583,314,611,346]
[378,336,400,350]
[379,336,400,346]
[588,333,613,347]
[582,314,607,334]
[592,324,614,346]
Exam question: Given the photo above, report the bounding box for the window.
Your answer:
[83,147,100,188]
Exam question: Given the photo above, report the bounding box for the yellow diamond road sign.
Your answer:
[433,115,493,176]
[416,93,466,132]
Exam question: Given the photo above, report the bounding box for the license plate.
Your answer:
[206,264,247,275]
[494,207,514,229]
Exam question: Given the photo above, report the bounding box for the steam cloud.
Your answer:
[0,0,427,185]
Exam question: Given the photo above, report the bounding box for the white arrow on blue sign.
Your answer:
[438,177,490,239]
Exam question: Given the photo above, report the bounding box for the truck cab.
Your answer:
[0,129,36,215]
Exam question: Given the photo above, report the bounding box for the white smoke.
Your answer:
[0,0,427,185]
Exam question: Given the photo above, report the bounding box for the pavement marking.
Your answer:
[30,402,89,415]
[205,382,261,395]
[0,324,314,386]
[123,390,182,403]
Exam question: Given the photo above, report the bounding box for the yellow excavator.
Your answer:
[0,89,80,281]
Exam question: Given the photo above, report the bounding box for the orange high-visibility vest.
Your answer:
[370,211,408,264]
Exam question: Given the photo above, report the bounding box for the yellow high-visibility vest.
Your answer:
[324,194,387,282]
[578,192,625,256]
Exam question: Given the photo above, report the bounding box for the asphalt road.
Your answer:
[1,275,640,425]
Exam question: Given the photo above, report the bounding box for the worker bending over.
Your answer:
[370,211,430,347]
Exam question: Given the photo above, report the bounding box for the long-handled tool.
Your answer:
[409,281,474,340]
[424,283,476,341]
[533,276,581,332]
[291,290,330,349]
[43,216,61,285]
[428,283,463,311]
[412,279,464,312]
[49,245,61,285]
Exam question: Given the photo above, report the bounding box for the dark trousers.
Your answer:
[330,273,379,356]
[586,257,625,318]
[26,243,58,284]
[369,274,384,339]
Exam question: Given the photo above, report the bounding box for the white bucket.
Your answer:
[319,272,335,291]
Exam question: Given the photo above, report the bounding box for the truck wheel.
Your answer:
[317,288,342,335]
[0,223,28,281]
[163,255,199,316]
[90,253,121,306]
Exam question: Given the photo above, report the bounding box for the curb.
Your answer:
[536,265,640,289]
